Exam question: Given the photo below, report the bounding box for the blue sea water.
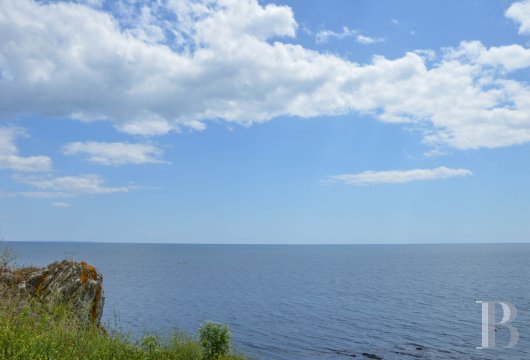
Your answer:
[5,242,530,359]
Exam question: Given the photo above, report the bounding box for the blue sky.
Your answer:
[1,0,530,243]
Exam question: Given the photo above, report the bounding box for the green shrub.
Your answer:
[199,322,231,360]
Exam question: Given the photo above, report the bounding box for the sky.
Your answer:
[1,0,530,244]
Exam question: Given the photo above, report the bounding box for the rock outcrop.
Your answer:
[0,260,104,326]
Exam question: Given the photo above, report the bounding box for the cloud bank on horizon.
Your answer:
[1,0,530,200]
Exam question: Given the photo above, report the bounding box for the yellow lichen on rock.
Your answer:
[3,260,106,327]
[79,261,97,285]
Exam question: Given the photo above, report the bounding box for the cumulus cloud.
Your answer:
[328,167,472,186]
[1,0,530,150]
[13,174,137,195]
[315,26,383,44]
[506,0,530,35]
[0,127,52,172]
[62,141,168,166]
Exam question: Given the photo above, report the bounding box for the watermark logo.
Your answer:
[476,301,519,349]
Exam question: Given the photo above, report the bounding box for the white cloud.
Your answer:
[51,201,72,207]
[116,114,176,136]
[316,26,357,43]
[328,167,472,186]
[13,174,137,195]
[0,0,530,151]
[445,40,530,71]
[506,0,530,35]
[62,141,168,166]
[315,26,383,44]
[0,127,52,172]
[355,34,384,45]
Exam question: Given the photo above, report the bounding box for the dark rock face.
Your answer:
[3,260,104,326]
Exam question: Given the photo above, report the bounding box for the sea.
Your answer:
[5,242,530,359]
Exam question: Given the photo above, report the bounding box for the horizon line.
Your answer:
[3,240,530,246]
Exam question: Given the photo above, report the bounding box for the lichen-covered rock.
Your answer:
[8,260,104,326]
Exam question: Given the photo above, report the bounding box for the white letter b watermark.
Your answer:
[476,301,519,349]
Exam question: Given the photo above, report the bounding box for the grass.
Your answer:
[0,296,249,360]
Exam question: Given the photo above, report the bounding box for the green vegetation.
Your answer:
[0,298,248,360]
[199,322,231,360]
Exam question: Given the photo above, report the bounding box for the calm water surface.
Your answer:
[7,242,530,359]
